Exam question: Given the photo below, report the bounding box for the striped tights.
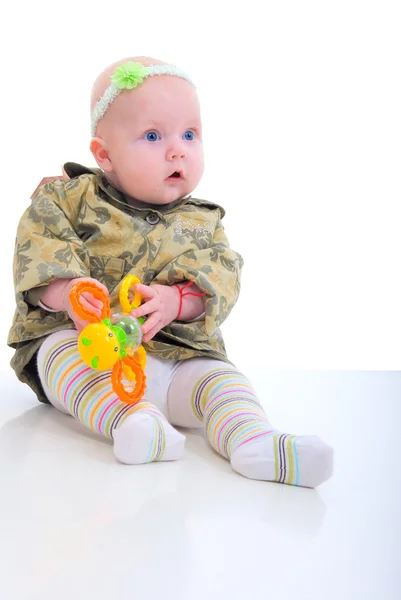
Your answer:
[37,331,333,487]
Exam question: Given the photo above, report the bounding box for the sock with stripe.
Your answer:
[195,368,333,488]
[37,330,185,465]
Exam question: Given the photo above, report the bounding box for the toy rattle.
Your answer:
[68,274,147,404]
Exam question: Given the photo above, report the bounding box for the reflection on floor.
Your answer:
[0,369,400,600]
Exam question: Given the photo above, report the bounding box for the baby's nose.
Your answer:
[167,144,186,160]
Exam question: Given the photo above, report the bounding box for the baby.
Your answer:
[8,56,333,487]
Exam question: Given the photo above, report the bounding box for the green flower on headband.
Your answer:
[111,62,149,90]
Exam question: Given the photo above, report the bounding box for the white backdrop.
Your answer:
[1,0,400,371]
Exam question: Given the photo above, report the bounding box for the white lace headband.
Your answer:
[91,61,195,137]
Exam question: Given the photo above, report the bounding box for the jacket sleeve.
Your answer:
[154,218,243,335]
[13,180,91,317]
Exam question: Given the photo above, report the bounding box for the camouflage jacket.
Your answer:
[8,163,243,403]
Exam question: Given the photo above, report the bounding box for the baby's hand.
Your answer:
[63,277,109,333]
[130,284,179,342]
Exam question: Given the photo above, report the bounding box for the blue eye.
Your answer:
[183,130,195,141]
[144,131,160,142]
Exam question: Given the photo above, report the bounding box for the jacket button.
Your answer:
[146,213,160,225]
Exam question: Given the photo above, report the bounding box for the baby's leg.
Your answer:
[37,331,185,464]
[167,358,333,488]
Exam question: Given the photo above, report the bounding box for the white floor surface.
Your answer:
[1,368,400,600]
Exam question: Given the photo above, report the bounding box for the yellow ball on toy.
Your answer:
[78,323,121,370]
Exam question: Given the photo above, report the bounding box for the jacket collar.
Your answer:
[63,162,226,218]
[63,162,192,214]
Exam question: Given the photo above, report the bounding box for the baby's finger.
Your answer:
[81,296,101,316]
[142,324,162,343]
[133,283,156,300]
[141,311,160,335]
[81,292,104,309]
[131,299,158,319]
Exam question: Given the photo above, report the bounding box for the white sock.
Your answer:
[113,410,185,465]
[230,433,333,488]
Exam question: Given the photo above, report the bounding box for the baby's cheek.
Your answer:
[121,158,155,194]
[135,169,152,190]
[194,143,205,167]
[191,152,205,183]
[135,151,163,184]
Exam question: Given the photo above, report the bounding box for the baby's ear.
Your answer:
[90,138,113,172]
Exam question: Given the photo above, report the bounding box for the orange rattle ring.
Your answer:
[69,280,110,322]
[112,354,146,404]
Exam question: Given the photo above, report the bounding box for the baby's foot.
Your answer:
[230,432,333,488]
[113,412,185,465]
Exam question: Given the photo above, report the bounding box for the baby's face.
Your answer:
[99,76,204,204]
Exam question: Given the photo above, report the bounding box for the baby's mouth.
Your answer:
[166,171,183,181]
